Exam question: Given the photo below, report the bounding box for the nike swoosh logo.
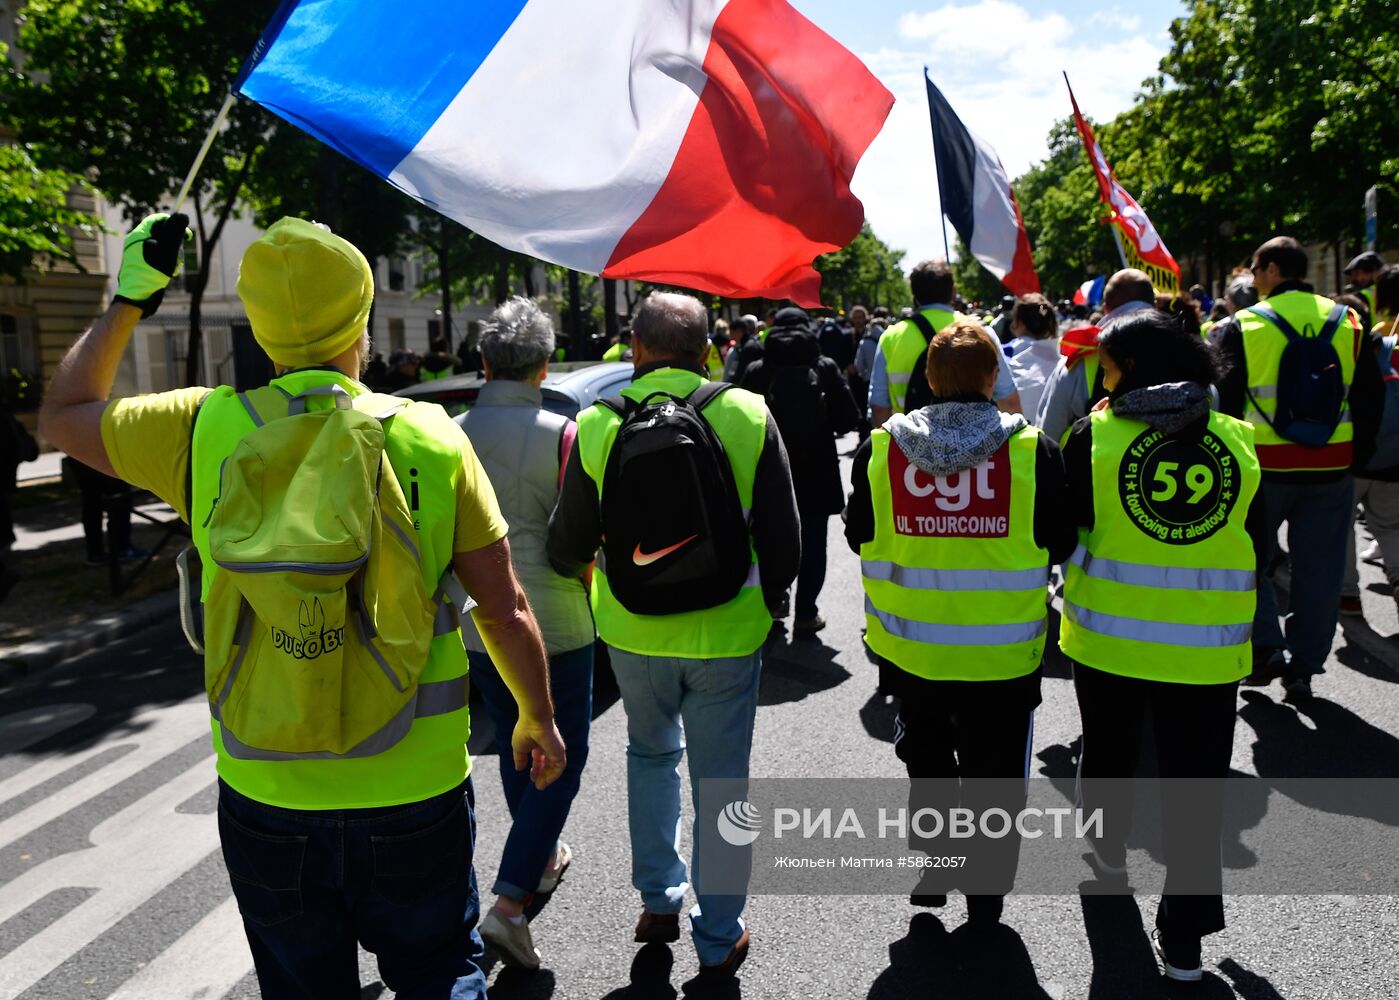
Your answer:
[633,535,699,567]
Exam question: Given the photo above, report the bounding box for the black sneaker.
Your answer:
[1152,928,1202,982]
[1243,647,1287,687]
[1282,674,1313,703]
[909,869,948,908]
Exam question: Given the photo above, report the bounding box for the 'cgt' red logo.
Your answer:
[888,442,1011,538]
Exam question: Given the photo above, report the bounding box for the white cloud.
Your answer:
[843,0,1172,283]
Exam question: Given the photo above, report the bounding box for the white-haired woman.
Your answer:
[457,297,594,970]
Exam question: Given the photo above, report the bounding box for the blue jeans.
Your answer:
[467,644,594,899]
[796,511,829,621]
[608,646,762,965]
[217,779,486,999]
[1253,477,1353,675]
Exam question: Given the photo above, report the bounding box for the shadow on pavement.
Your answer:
[1239,690,1399,825]
[598,942,680,1000]
[1080,893,1235,1000]
[1333,638,1399,685]
[867,912,1055,999]
[1216,957,1289,999]
[489,966,557,999]
[757,637,852,707]
[858,690,899,744]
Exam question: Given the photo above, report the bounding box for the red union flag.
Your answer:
[1064,74,1181,292]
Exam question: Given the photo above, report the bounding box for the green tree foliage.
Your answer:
[1,0,281,382]
[816,222,912,311]
[0,143,102,279]
[949,235,1008,309]
[1014,0,1398,298]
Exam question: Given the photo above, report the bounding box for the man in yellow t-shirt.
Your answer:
[39,213,565,998]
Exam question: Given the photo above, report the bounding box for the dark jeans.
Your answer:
[467,643,594,899]
[77,469,132,560]
[218,779,487,999]
[894,674,1039,896]
[1253,476,1353,675]
[1073,663,1238,940]
[795,511,829,621]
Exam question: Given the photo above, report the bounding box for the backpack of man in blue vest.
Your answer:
[1244,301,1350,447]
[903,312,941,412]
[1366,333,1399,471]
[596,382,752,616]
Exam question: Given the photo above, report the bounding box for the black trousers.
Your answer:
[1073,663,1238,939]
[893,672,1039,896]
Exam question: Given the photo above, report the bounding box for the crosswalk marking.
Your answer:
[0,700,210,854]
[103,896,252,1000]
[0,755,220,997]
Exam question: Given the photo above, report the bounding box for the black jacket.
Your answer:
[741,325,860,516]
[1212,279,1383,483]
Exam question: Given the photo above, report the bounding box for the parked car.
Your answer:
[392,361,636,418]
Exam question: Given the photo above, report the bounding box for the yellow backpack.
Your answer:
[187,384,457,757]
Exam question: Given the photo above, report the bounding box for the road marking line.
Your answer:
[103,895,251,1000]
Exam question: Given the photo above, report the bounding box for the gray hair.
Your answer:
[480,296,555,381]
[633,292,709,360]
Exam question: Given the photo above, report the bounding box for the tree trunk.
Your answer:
[568,270,582,352]
[184,154,253,386]
[494,246,510,304]
[523,264,536,299]
[439,218,452,347]
[603,278,619,345]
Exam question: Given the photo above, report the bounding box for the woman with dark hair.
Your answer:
[1058,309,1267,982]
[1006,293,1061,421]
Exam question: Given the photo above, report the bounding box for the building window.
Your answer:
[388,319,405,353]
[388,258,406,292]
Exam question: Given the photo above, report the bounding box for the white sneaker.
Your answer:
[1152,929,1203,982]
[536,840,572,895]
[1361,540,1382,563]
[480,908,541,970]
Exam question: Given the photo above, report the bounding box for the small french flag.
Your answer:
[924,70,1039,296]
[235,0,893,306]
[1073,276,1105,306]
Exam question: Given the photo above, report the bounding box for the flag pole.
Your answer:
[941,215,951,260]
[1109,222,1129,270]
[173,91,237,213]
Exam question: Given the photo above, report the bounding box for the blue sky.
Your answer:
[789,0,1188,272]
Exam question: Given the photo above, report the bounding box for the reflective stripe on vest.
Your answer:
[191,371,473,809]
[1237,291,1361,471]
[1058,408,1260,684]
[577,367,771,658]
[860,424,1049,681]
[877,306,962,412]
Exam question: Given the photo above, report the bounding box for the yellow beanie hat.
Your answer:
[236,217,374,368]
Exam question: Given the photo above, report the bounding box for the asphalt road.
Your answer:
[1,435,1398,999]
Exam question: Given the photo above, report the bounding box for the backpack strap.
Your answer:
[288,383,354,416]
[686,380,734,411]
[1246,301,1346,343]
[907,311,937,344]
[597,395,636,420]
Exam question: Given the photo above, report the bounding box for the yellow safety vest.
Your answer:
[1060,408,1260,684]
[861,423,1049,680]
[577,367,770,657]
[1237,290,1361,472]
[878,306,964,413]
[190,369,472,808]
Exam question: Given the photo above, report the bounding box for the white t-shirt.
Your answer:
[1008,337,1062,426]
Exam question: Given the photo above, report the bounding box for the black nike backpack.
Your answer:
[596,382,753,616]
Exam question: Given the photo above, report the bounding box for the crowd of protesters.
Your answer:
[34,207,1395,996]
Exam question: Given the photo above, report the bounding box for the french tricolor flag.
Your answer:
[924,71,1039,296]
[235,0,893,306]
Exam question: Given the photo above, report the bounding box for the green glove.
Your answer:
[114,213,192,317]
